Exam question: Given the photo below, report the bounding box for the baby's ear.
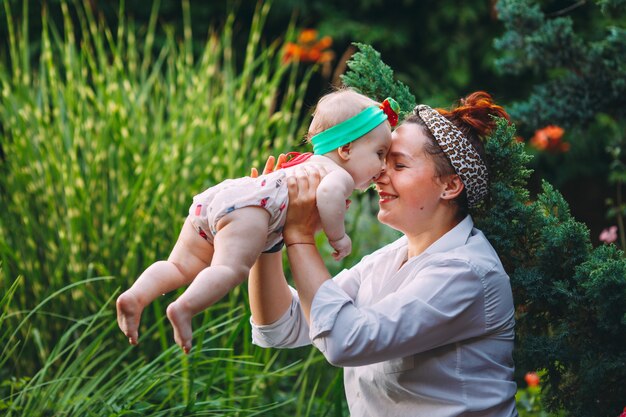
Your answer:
[337,143,352,161]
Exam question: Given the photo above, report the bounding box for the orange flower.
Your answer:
[304,48,321,62]
[298,29,318,44]
[543,125,563,137]
[318,51,335,63]
[283,29,334,65]
[530,125,569,153]
[530,131,549,150]
[316,35,333,50]
[524,372,540,387]
[283,42,301,63]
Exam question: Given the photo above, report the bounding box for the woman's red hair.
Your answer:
[437,91,510,140]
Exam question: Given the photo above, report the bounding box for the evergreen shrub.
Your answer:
[342,43,626,417]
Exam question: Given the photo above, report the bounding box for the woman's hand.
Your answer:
[283,166,326,245]
[251,154,287,178]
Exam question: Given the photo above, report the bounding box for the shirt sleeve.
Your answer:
[250,286,311,348]
[250,267,363,348]
[308,257,489,367]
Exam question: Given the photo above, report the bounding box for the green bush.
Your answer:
[492,2,626,415]
[342,42,626,417]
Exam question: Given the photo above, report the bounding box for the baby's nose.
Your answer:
[372,166,386,182]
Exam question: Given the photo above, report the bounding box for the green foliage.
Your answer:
[494,0,626,130]
[340,43,415,118]
[0,1,348,415]
[0,0,302,352]
[480,118,626,417]
[475,119,535,273]
[516,382,565,417]
[343,42,626,417]
[0,275,322,416]
[493,4,626,413]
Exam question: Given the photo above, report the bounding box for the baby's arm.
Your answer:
[315,168,354,260]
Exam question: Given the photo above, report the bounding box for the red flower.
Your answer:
[524,372,540,387]
[530,125,569,153]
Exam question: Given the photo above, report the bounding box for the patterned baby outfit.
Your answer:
[188,170,288,252]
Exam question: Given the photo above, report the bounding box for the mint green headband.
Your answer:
[311,97,399,155]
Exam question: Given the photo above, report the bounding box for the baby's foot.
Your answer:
[166,302,193,354]
[116,291,143,345]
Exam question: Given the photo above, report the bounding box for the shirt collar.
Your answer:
[423,215,474,255]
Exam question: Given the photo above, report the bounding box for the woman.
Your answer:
[248,92,518,416]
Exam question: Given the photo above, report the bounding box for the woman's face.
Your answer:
[375,123,447,234]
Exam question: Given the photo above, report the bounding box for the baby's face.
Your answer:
[345,124,392,190]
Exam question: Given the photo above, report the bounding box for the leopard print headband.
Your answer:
[413,104,488,207]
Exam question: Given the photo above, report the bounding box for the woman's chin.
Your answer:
[377,210,391,225]
[378,207,402,226]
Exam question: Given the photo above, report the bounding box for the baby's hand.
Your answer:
[329,234,351,261]
[250,154,287,177]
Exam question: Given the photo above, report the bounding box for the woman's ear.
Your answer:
[336,143,352,161]
[441,174,464,201]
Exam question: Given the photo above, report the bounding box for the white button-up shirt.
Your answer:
[252,216,518,416]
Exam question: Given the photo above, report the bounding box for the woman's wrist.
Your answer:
[286,241,316,248]
[283,232,316,247]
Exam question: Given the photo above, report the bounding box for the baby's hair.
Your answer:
[306,87,379,142]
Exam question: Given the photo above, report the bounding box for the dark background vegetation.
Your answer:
[1,1,625,415]
[2,0,614,238]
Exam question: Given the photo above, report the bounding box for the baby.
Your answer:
[116,88,398,353]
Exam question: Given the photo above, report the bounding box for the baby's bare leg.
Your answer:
[116,218,213,345]
[166,207,270,353]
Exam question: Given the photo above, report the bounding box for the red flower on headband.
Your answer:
[380,98,400,127]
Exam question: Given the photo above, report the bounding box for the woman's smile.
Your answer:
[378,190,398,203]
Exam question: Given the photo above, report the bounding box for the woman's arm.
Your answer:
[282,169,500,367]
[248,251,292,325]
[248,153,293,325]
[282,167,333,323]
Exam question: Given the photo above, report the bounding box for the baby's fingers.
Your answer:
[275,153,287,170]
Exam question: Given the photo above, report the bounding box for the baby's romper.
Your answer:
[188,170,288,251]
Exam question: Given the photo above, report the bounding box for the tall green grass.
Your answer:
[1,273,335,416]
[0,0,360,415]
